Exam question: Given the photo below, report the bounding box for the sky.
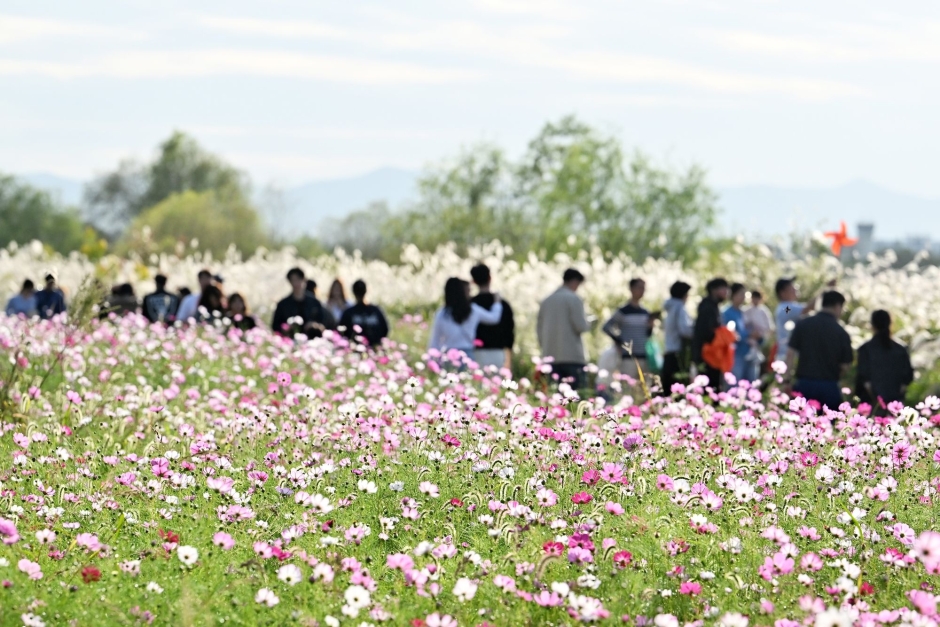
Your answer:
[2,0,940,196]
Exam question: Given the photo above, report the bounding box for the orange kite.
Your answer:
[824,221,858,256]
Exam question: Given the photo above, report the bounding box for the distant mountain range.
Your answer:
[17,170,940,243]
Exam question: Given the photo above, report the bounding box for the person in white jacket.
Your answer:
[660,281,694,393]
[429,277,503,370]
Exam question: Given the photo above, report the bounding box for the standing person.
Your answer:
[339,280,390,348]
[722,283,752,383]
[326,279,352,323]
[744,289,773,376]
[35,274,66,320]
[661,281,694,394]
[602,278,653,381]
[225,293,257,331]
[196,285,224,322]
[272,268,332,339]
[692,278,729,391]
[784,291,853,411]
[537,268,591,390]
[177,270,213,322]
[856,310,913,413]
[470,264,515,371]
[774,277,835,363]
[142,275,180,323]
[106,283,139,316]
[5,279,37,317]
[428,278,503,367]
[306,278,337,330]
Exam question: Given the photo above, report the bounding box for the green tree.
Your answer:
[381,145,532,259]
[516,115,717,261]
[321,201,400,261]
[0,174,87,253]
[85,131,249,238]
[122,190,268,259]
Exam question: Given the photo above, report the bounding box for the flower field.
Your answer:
[1,306,940,626]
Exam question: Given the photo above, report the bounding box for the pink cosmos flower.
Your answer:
[419,481,439,498]
[913,531,940,571]
[536,488,558,507]
[17,559,42,580]
[116,472,137,486]
[425,613,457,627]
[613,550,632,568]
[493,574,516,592]
[212,532,235,550]
[908,590,938,617]
[387,553,415,571]
[582,469,601,485]
[800,553,823,572]
[0,518,19,545]
[605,502,625,515]
[534,591,564,607]
[276,372,292,386]
[679,581,702,596]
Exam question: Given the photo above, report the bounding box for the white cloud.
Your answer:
[198,16,354,42]
[470,0,587,21]
[195,15,857,100]
[0,14,145,44]
[704,20,940,63]
[0,49,481,84]
[191,124,458,141]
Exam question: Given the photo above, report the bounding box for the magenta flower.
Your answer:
[276,372,292,386]
[571,491,592,505]
[679,581,702,596]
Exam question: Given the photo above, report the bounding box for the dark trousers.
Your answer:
[660,352,684,395]
[794,378,843,410]
[552,363,586,390]
[699,364,722,392]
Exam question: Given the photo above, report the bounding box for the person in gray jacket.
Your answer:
[660,281,694,394]
[537,268,590,390]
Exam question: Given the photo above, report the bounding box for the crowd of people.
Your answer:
[4,264,914,413]
[3,267,391,348]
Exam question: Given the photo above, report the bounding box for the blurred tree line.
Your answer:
[2,116,721,264]
[322,115,718,263]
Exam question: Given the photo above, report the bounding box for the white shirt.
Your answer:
[176,292,202,321]
[429,302,504,352]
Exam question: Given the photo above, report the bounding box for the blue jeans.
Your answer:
[794,378,843,410]
[732,358,760,384]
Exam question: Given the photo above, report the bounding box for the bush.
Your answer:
[122,190,269,259]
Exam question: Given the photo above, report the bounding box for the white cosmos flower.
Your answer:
[344,584,371,609]
[277,563,303,586]
[308,493,333,514]
[177,546,198,567]
[255,588,279,607]
[453,577,478,602]
[357,479,378,494]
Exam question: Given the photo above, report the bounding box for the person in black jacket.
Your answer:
[856,309,913,413]
[692,278,729,391]
[339,280,389,348]
[272,268,333,339]
[470,264,515,371]
[142,275,180,323]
